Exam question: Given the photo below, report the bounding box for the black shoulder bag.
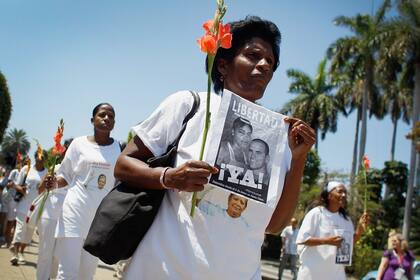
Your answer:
[83,91,200,264]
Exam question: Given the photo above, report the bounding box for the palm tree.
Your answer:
[0,71,12,143]
[379,0,420,240]
[0,128,31,167]
[327,0,391,172]
[381,67,412,161]
[281,58,338,150]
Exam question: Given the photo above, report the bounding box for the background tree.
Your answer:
[303,149,321,186]
[328,0,391,173]
[380,66,412,161]
[0,128,30,168]
[281,58,338,150]
[378,0,420,240]
[0,71,12,143]
[381,161,408,229]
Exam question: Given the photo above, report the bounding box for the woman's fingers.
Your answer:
[165,160,218,192]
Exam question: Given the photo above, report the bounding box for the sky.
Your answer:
[0,0,412,174]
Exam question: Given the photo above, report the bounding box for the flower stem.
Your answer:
[363,169,367,213]
[36,155,58,224]
[190,55,215,217]
[36,190,49,224]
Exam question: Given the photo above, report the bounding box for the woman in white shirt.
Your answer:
[11,154,47,265]
[115,16,316,280]
[45,103,120,280]
[296,181,369,280]
[36,139,72,280]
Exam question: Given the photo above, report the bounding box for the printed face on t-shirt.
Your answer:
[97,174,106,189]
[226,194,248,218]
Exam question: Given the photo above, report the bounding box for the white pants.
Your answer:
[12,212,34,244]
[37,218,58,280]
[6,200,17,221]
[55,237,99,280]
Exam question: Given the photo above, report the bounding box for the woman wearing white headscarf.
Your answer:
[296,181,369,280]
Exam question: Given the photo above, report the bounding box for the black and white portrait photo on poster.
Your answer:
[335,230,353,266]
[205,91,289,206]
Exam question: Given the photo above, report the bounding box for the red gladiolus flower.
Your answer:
[197,20,231,54]
[26,217,29,223]
[203,19,214,34]
[363,155,370,171]
[52,120,66,156]
[197,34,218,54]
[217,23,232,49]
[16,151,22,163]
[53,143,66,155]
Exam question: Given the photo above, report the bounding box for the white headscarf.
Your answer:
[326,181,345,193]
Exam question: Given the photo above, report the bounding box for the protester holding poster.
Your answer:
[115,16,315,280]
[296,181,369,280]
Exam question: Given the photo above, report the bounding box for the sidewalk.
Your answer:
[0,235,116,280]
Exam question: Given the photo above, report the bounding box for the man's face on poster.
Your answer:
[227,194,248,218]
[232,124,252,149]
[248,141,268,170]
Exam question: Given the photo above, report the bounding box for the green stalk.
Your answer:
[363,168,367,213]
[190,55,215,217]
[36,155,58,224]
[36,190,49,224]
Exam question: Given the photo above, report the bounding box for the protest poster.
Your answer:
[205,90,289,206]
[335,230,353,266]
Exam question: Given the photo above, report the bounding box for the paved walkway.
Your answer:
[0,235,116,280]
[0,237,289,280]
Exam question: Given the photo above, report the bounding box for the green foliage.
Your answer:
[127,131,134,143]
[296,184,321,221]
[347,238,383,278]
[0,71,12,143]
[382,161,408,203]
[379,161,408,229]
[410,206,420,256]
[0,128,30,167]
[303,149,321,186]
[43,148,63,173]
[281,59,338,145]
[366,168,383,203]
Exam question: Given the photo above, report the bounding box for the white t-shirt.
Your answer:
[16,165,48,215]
[2,168,20,204]
[41,164,68,220]
[281,225,299,255]
[296,206,354,280]
[55,136,120,238]
[125,90,292,280]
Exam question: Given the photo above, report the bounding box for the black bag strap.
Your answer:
[165,90,200,152]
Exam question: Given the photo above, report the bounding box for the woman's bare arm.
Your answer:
[376,257,389,280]
[114,135,217,192]
[266,118,315,233]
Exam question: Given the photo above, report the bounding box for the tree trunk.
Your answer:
[390,119,398,161]
[358,63,372,171]
[315,129,318,151]
[350,108,361,187]
[403,62,420,240]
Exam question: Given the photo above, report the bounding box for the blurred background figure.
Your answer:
[278,217,299,280]
[376,232,415,280]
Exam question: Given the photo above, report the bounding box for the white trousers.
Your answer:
[12,212,35,244]
[55,237,98,280]
[37,218,58,280]
[6,200,17,221]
